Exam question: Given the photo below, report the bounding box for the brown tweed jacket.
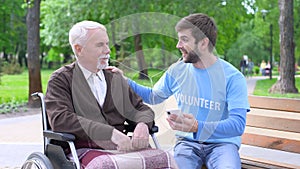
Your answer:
[45,62,154,149]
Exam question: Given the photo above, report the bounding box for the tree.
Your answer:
[39,0,252,73]
[295,0,300,65]
[269,0,298,94]
[0,0,27,65]
[27,0,42,107]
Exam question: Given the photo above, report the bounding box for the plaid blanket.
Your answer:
[74,148,177,169]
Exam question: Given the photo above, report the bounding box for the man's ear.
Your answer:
[198,38,209,50]
[74,44,82,54]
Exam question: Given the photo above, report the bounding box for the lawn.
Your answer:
[253,77,300,98]
[0,69,54,104]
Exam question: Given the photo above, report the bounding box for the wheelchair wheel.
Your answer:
[21,152,54,169]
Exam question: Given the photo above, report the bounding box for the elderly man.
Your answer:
[45,20,177,168]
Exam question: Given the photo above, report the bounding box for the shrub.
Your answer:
[0,58,3,84]
[2,60,24,75]
[254,66,260,75]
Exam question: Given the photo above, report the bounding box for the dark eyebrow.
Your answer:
[179,35,189,40]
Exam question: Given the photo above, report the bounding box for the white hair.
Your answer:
[69,20,106,56]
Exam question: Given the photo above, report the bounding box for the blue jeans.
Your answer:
[173,140,241,169]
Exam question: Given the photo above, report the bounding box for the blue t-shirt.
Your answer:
[128,58,250,147]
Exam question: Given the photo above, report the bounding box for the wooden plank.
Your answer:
[245,126,300,141]
[242,133,300,154]
[243,96,300,168]
[246,114,300,133]
[248,95,300,113]
[249,108,300,119]
[241,155,299,169]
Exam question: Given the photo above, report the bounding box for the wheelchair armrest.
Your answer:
[125,124,159,134]
[43,130,76,142]
[150,125,159,134]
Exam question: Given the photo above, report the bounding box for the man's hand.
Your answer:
[166,113,198,132]
[132,123,149,150]
[105,66,123,74]
[105,66,127,80]
[111,129,133,152]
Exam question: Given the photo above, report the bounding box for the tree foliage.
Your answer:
[0,0,26,64]
[40,0,251,69]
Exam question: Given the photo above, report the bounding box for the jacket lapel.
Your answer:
[72,62,106,122]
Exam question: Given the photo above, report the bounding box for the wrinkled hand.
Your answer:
[105,66,126,79]
[166,113,198,132]
[111,129,133,152]
[132,123,149,150]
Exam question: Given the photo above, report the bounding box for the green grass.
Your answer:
[125,68,165,87]
[253,77,300,98]
[0,69,54,104]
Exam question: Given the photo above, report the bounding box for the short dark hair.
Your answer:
[175,13,217,52]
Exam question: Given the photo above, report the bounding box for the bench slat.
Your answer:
[242,133,300,154]
[248,95,300,113]
[243,96,300,168]
[241,155,298,169]
[246,113,300,133]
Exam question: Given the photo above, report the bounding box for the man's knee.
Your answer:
[173,141,203,169]
[206,143,241,169]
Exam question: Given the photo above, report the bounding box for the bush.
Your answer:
[2,60,24,75]
[0,99,27,114]
[0,58,3,84]
[254,66,260,75]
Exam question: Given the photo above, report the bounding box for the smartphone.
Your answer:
[166,109,181,116]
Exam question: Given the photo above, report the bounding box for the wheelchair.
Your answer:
[21,92,161,169]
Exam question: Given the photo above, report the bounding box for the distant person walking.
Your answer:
[247,59,254,77]
[265,61,271,76]
[240,55,248,76]
[260,60,266,76]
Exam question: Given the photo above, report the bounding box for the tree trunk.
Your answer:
[134,34,149,80]
[131,15,148,80]
[269,0,298,94]
[110,20,121,67]
[27,0,42,107]
[2,47,8,62]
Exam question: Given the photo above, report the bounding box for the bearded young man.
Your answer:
[122,13,250,169]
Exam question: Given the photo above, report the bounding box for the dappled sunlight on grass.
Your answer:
[253,77,300,98]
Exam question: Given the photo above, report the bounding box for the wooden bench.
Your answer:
[240,95,300,169]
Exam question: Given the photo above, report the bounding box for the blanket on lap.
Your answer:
[75,148,177,169]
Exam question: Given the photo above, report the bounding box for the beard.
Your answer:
[183,48,200,63]
[97,54,110,69]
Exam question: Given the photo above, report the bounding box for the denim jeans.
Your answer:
[173,140,241,169]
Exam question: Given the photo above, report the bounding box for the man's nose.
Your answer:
[176,41,182,49]
[104,45,110,54]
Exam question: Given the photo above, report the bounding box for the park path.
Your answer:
[246,76,268,94]
[0,76,267,168]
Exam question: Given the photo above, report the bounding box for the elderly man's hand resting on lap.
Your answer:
[111,122,149,152]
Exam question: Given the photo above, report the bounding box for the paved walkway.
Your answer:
[0,76,267,168]
[246,76,268,95]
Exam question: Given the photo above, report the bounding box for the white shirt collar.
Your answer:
[77,62,104,80]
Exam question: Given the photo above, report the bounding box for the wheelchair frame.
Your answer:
[21,92,161,169]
